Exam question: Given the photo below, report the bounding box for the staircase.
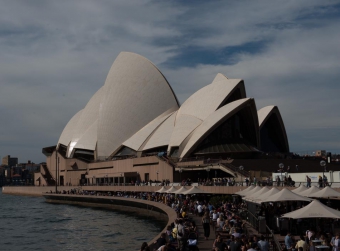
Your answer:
[219,162,250,178]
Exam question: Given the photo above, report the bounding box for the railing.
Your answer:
[231,208,282,251]
[220,163,250,177]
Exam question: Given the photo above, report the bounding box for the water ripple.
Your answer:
[0,190,165,251]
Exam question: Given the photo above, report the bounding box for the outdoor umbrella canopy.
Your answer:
[253,187,281,204]
[261,188,312,203]
[156,186,168,193]
[281,199,340,219]
[182,186,210,195]
[165,186,178,193]
[291,185,308,194]
[297,186,320,197]
[243,187,270,201]
[240,186,262,197]
[309,186,340,198]
[174,186,189,194]
[235,185,255,196]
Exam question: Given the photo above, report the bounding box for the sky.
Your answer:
[0,0,339,164]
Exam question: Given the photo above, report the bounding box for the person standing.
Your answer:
[285,232,294,251]
[202,211,211,240]
[197,203,203,217]
[331,233,340,251]
[306,176,311,187]
[258,235,269,251]
[177,219,186,250]
[230,237,242,251]
[295,235,308,251]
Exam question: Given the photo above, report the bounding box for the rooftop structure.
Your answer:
[38,52,291,187]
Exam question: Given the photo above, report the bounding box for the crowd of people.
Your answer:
[50,188,339,251]
[284,230,340,251]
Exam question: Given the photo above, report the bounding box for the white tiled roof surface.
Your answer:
[58,109,83,147]
[257,105,275,127]
[179,98,255,158]
[67,87,104,156]
[97,52,179,157]
[168,74,246,150]
[123,108,177,151]
[143,111,177,151]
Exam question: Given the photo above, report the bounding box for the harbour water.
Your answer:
[0,190,165,251]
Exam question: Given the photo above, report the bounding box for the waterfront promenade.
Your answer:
[1,184,266,196]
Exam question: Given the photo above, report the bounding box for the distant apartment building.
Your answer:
[2,155,18,167]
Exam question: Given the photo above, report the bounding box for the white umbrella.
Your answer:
[297,186,320,196]
[182,186,210,195]
[281,199,340,219]
[235,185,255,196]
[155,186,168,193]
[309,186,340,198]
[261,188,312,203]
[291,185,308,194]
[240,186,262,197]
[243,187,270,201]
[174,186,189,194]
[253,187,281,204]
[165,186,178,193]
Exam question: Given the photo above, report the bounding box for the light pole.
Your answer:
[279,163,284,186]
[320,160,326,187]
[55,149,58,193]
[120,173,123,186]
[105,174,108,185]
[179,168,183,185]
[156,171,159,182]
[239,166,244,186]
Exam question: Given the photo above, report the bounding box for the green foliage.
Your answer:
[209,195,233,208]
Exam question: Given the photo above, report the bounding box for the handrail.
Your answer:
[229,208,282,251]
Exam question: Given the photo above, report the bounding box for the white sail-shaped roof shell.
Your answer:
[179,98,259,158]
[142,111,177,151]
[67,87,104,157]
[123,108,176,151]
[55,52,290,161]
[168,74,246,151]
[70,120,98,154]
[97,52,179,157]
[58,110,83,147]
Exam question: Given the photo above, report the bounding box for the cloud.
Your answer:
[0,0,339,162]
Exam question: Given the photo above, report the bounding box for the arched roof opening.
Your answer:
[258,106,289,153]
[179,98,260,158]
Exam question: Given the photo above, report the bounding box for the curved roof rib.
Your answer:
[58,109,83,148]
[168,74,246,151]
[69,120,98,157]
[123,107,177,151]
[258,106,289,153]
[142,111,177,151]
[97,52,180,157]
[67,87,104,157]
[179,98,259,158]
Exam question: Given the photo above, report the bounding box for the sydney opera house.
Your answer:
[36,52,289,186]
